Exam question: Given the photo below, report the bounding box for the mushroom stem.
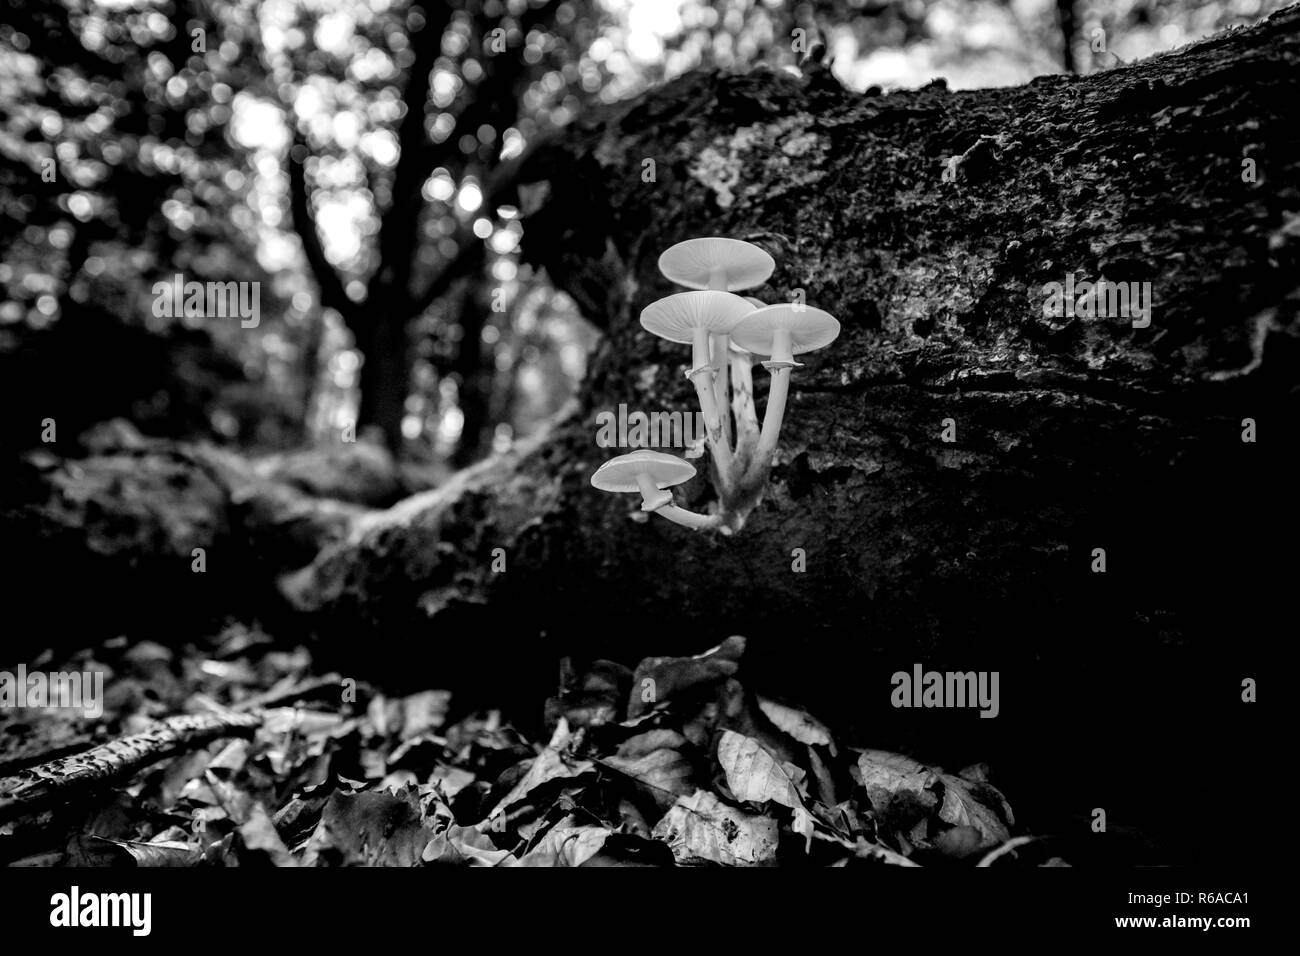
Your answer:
[710,333,732,448]
[746,365,791,486]
[634,471,673,512]
[688,329,734,493]
[689,327,712,377]
[767,327,798,369]
[703,270,733,454]
[653,504,724,531]
[731,349,759,471]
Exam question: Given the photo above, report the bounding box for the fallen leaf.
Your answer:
[422,824,514,867]
[616,729,689,758]
[718,730,805,809]
[757,696,834,752]
[428,764,476,798]
[237,802,298,866]
[936,773,1011,847]
[652,790,778,866]
[933,824,985,860]
[628,636,746,719]
[856,748,938,814]
[602,748,696,812]
[301,788,435,866]
[578,832,675,867]
[488,747,593,820]
[400,690,452,740]
[94,837,203,867]
[516,818,611,866]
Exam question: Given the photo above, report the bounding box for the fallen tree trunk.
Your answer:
[289,8,1294,672]
[281,12,1295,855]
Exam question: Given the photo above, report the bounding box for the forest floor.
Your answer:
[0,626,1055,867]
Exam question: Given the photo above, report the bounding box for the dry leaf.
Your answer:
[94,837,203,867]
[602,748,696,812]
[937,773,1011,847]
[718,730,806,809]
[301,789,435,867]
[652,790,779,866]
[237,802,298,866]
[422,824,515,867]
[516,819,611,866]
[856,749,938,813]
[757,696,834,752]
[488,747,593,820]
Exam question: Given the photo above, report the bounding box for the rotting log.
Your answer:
[278,12,1296,860]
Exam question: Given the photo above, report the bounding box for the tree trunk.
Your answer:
[1056,0,1078,73]
[451,287,493,468]
[355,309,410,454]
[280,11,1294,851]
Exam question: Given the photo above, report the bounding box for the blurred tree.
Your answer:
[285,0,606,454]
[1057,0,1079,71]
[0,0,304,450]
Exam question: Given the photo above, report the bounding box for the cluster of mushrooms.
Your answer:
[591,237,840,533]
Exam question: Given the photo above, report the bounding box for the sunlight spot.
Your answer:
[456,182,483,214]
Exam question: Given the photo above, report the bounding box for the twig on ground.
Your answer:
[0,712,263,824]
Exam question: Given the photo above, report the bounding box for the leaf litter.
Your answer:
[0,630,1062,867]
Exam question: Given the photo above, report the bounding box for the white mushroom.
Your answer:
[589,451,720,531]
[640,291,755,493]
[657,237,775,293]
[658,238,773,451]
[730,303,840,484]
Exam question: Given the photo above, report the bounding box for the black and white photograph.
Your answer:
[0,0,1284,933]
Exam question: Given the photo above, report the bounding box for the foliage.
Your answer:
[0,632,1059,867]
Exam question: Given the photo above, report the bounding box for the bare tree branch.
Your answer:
[368,3,458,304]
[287,133,360,330]
[405,132,559,316]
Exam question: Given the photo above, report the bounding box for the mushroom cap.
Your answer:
[658,238,775,291]
[735,298,767,355]
[590,450,696,493]
[730,303,841,356]
[640,291,756,344]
